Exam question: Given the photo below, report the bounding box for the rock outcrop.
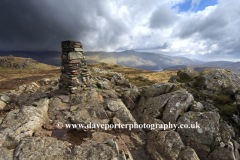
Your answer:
[199,69,240,96]
[1,57,240,160]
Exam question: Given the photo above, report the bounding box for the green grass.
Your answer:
[124,75,157,87]
[213,95,232,104]
[215,104,237,118]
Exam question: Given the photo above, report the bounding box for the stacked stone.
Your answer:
[59,40,91,93]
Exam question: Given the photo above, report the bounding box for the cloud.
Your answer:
[171,0,240,61]
[0,0,239,62]
[0,0,130,51]
[190,0,201,10]
[149,4,179,29]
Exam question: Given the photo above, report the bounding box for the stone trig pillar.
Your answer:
[59,40,91,93]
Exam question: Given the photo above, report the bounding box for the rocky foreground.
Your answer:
[0,67,240,160]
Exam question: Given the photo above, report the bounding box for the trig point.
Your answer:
[59,40,91,93]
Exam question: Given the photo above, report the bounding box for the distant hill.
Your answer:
[84,50,203,70]
[0,50,203,70]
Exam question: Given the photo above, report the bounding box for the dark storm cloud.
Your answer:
[0,0,128,51]
[149,4,179,29]
[0,0,240,62]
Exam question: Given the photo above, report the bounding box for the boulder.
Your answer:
[122,94,135,110]
[49,97,70,110]
[168,75,178,83]
[208,146,237,160]
[105,99,136,125]
[70,102,109,126]
[0,99,49,144]
[232,114,240,125]
[178,146,200,160]
[99,89,119,99]
[190,101,204,112]
[115,107,136,124]
[162,89,194,124]
[18,85,26,92]
[57,94,70,103]
[199,69,240,96]
[137,93,171,125]
[0,95,10,103]
[137,89,194,126]
[146,130,185,160]
[177,111,220,160]
[97,81,111,89]
[106,99,126,112]
[14,137,72,160]
[69,139,133,160]
[91,132,134,159]
[0,101,6,110]
[177,67,199,82]
[25,82,40,92]
[144,82,178,98]
[0,147,14,160]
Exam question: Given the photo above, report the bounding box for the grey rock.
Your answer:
[201,101,219,112]
[106,99,126,112]
[25,82,40,92]
[99,89,119,99]
[168,75,178,83]
[68,51,83,60]
[218,121,235,144]
[144,82,178,98]
[122,94,135,110]
[91,132,134,159]
[70,102,109,126]
[136,93,170,124]
[190,101,204,112]
[233,140,240,160]
[0,101,6,110]
[97,81,111,89]
[208,146,237,160]
[146,130,185,160]
[0,147,14,160]
[0,117,4,124]
[177,67,199,81]
[69,139,133,160]
[178,146,200,160]
[115,107,136,124]
[0,95,10,103]
[57,94,70,103]
[162,89,194,124]
[14,137,72,160]
[200,69,240,96]
[18,85,26,92]
[0,99,49,144]
[177,111,220,160]
[49,97,70,110]
[232,114,240,125]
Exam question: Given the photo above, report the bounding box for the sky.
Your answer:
[0,0,239,62]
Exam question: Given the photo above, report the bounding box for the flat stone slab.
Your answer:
[68,52,83,60]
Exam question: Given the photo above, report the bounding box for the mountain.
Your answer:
[84,50,203,70]
[204,61,240,68]
[0,51,61,66]
[0,50,203,70]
